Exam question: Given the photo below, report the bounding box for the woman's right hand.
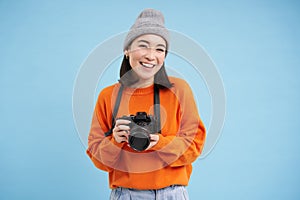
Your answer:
[112,119,131,143]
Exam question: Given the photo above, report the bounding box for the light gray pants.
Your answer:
[110,185,189,200]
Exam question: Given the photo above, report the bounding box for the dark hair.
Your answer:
[119,55,173,89]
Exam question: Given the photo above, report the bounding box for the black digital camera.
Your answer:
[118,112,157,151]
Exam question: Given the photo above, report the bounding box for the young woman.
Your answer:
[87,8,206,200]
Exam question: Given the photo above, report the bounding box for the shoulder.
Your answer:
[99,83,119,95]
[97,83,121,101]
[167,76,196,99]
[168,76,191,91]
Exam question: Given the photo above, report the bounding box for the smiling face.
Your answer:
[125,34,167,88]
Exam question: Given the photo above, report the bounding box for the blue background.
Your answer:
[1,0,300,199]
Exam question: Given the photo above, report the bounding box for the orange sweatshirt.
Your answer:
[87,77,206,190]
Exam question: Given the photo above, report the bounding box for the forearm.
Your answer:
[87,110,125,171]
[151,123,206,167]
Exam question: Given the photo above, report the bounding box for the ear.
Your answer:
[124,50,129,59]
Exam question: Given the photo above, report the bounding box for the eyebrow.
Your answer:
[137,40,166,49]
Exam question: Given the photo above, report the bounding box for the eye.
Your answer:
[138,44,148,48]
[156,48,166,53]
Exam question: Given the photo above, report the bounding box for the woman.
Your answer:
[87,8,206,200]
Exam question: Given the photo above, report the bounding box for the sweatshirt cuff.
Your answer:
[111,136,126,148]
[151,134,174,151]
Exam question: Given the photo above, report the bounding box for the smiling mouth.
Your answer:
[140,62,155,68]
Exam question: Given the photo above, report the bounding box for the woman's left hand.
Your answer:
[145,134,159,150]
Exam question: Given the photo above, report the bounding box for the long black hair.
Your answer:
[119,55,173,89]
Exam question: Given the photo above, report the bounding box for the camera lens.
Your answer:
[128,127,150,151]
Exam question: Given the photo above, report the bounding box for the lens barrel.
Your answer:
[128,126,150,151]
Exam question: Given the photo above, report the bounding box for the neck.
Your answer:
[130,78,154,88]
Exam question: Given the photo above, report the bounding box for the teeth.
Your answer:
[141,62,155,68]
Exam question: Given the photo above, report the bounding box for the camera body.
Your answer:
[118,112,157,151]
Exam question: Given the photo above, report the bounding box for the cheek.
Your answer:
[129,52,143,66]
[158,55,166,65]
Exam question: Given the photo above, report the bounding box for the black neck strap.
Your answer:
[104,84,161,137]
[154,84,161,133]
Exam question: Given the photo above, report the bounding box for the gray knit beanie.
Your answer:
[123,8,170,51]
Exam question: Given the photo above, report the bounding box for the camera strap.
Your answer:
[154,84,161,134]
[104,83,161,137]
[104,84,124,137]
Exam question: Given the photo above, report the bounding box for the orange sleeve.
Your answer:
[151,79,206,167]
[86,87,126,172]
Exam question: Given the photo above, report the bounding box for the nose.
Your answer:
[144,48,155,60]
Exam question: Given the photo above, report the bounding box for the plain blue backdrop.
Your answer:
[1,0,300,199]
